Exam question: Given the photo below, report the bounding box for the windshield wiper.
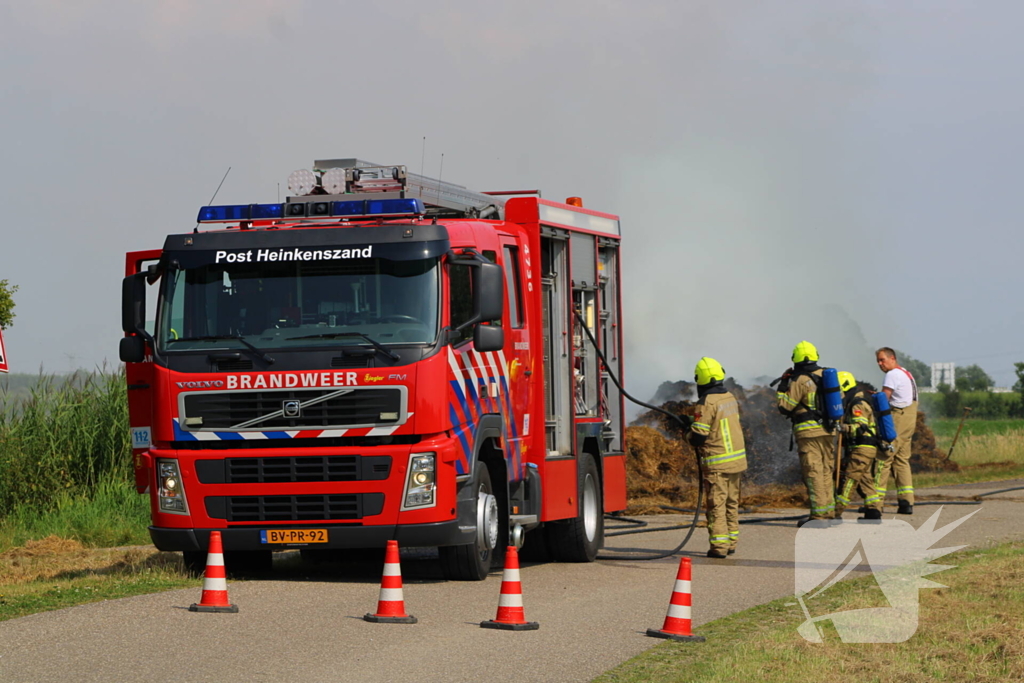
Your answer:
[168,335,275,364]
[286,332,400,362]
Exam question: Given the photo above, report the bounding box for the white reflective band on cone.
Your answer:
[498,594,525,608]
[502,568,521,582]
[383,564,401,576]
[377,589,405,601]
[674,579,691,593]
[203,577,228,591]
[666,603,692,619]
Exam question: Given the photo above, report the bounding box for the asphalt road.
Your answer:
[1,480,1022,683]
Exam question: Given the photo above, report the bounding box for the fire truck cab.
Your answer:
[121,159,626,580]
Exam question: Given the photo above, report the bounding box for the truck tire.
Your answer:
[548,453,603,562]
[439,465,498,581]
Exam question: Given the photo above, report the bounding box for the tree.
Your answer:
[0,279,17,329]
[1013,362,1024,393]
[893,349,931,387]
[955,364,995,392]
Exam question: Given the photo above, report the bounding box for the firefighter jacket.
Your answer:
[776,365,829,439]
[843,388,878,452]
[690,389,748,474]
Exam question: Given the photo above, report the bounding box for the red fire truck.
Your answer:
[120,159,626,580]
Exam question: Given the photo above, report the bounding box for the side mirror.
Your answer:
[474,324,504,352]
[119,336,146,363]
[473,262,504,323]
[122,273,147,333]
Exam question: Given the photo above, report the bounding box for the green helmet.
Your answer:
[791,340,819,363]
[838,371,856,393]
[694,357,726,386]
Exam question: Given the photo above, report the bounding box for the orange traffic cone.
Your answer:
[646,556,705,641]
[364,540,417,623]
[480,546,539,631]
[189,531,238,613]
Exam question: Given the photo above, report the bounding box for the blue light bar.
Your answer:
[196,203,284,223]
[197,198,424,223]
[333,198,425,216]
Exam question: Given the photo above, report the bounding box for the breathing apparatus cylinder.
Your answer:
[821,368,844,422]
[872,391,899,442]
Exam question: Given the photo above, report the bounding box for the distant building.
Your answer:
[932,362,955,390]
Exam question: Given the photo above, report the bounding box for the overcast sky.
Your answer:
[1,1,1022,396]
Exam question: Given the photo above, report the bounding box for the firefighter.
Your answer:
[833,371,883,520]
[688,357,747,558]
[776,341,836,524]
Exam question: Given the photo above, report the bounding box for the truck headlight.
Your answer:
[403,453,436,509]
[157,459,189,515]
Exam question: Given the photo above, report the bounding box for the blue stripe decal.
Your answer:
[449,379,471,422]
[450,405,471,475]
[216,432,244,440]
[263,431,290,439]
[172,419,197,441]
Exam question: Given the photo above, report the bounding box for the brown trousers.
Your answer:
[703,470,742,550]
[798,434,836,519]
[874,402,917,506]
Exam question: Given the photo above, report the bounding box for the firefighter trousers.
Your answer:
[797,434,836,519]
[873,403,917,508]
[836,446,880,512]
[703,470,741,551]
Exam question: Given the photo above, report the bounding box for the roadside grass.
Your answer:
[595,540,1024,683]
[0,475,151,552]
[0,538,195,622]
[930,418,1024,444]
[915,429,1024,489]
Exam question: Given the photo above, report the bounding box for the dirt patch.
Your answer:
[0,537,178,584]
[0,536,88,560]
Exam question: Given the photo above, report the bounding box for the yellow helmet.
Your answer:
[838,371,856,393]
[791,340,819,363]
[694,357,726,386]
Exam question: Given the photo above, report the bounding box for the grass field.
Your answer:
[930,417,1024,444]
[596,540,1024,683]
[915,418,1024,489]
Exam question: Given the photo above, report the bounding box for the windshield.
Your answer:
[157,256,439,353]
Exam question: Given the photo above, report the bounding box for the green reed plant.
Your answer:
[0,369,132,518]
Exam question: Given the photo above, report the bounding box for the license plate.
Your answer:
[260,529,328,545]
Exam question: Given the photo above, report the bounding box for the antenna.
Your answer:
[420,137,426,179]
[195,166,232,231]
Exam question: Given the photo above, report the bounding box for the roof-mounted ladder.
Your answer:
[307,158,505,219]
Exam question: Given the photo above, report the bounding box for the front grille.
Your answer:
[206,493,384,522]
[195,455,391,483]
[182,387,403,431]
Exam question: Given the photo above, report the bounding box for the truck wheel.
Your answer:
[548,453,603,562]
[439,465,498,581]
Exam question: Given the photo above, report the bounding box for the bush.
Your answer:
[920,388,1022,419]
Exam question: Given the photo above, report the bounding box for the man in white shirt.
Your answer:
[874,347,918,514]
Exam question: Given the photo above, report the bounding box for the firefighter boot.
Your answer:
[897,500,913,515]
[859,508,882,522]
[707,547,728,559]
